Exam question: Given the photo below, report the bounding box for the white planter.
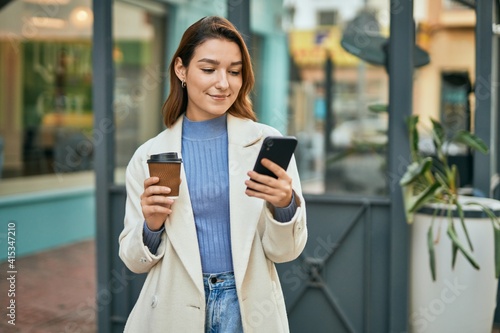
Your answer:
[409,196,500,333]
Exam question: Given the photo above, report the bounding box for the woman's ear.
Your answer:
[174,57,186,82]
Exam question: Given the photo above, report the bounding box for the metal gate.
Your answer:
[277,196,391,333]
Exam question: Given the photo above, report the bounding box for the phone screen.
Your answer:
[252,136,298,178]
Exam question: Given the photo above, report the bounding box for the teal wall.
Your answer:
[0,187,95,261]
[165,0,227,76]
[256,34,290,134]
[251,0,282,35]
[251,0,290,134]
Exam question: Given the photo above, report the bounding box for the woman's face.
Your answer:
[175,38,243,122]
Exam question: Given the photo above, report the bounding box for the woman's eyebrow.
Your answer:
[197,58,242,66]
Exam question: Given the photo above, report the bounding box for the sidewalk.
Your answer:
[0,239,96,333]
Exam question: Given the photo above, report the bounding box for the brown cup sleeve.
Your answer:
[148,163,181,197]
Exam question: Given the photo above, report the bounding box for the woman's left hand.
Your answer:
[245,158,293,208]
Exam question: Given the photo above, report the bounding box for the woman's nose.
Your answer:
[215,72,229,90]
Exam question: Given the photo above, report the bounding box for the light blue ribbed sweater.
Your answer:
[181,114,232,273]
[143,114,297,273]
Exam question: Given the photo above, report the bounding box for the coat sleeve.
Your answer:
[118,147,168,274]
[260,155,308,263]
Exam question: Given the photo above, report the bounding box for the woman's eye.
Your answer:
[229,70,240,76]
[201,68,215,73]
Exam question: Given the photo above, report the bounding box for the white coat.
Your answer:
[119,114,308,332]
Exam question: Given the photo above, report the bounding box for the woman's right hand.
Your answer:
[141,177,175,231]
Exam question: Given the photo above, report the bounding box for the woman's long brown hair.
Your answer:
[162,16,256,128]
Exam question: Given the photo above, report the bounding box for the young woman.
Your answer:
[119,16,307,333]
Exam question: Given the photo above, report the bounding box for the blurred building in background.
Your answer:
[284,0,478,196]
[284,0,391,196]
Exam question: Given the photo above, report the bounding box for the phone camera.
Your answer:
[266,140,274,148]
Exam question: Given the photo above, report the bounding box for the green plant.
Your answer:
[399,115,500,281]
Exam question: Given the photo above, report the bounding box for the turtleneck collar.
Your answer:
[182,114,227,140]
[182,113,228,140]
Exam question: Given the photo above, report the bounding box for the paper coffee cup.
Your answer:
[147,152,182,198]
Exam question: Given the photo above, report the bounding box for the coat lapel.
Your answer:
[146,117,204,295]
[226,115,267,289]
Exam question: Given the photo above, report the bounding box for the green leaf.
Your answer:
[448,209,459,269]
[368,104,388,113]
[407,182,441,213]
[455,201,473,251]
[402,186,416,224]
[434,171,452,192]
[431,118,445,155]
[465,202,499,225]
[428,223,437,281]
[451,232,459,269]
[449,164,458,193]
[447,223,480,270]
[407,115,420,161]
[453,130,489,154]
[400,158,433,186]
[495,226,500,278]
[464,202,500,278]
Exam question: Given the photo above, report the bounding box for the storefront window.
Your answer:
[113,1,167,182]
[0,0,94,182]
[285,2,390,196]
[0,0,166,191]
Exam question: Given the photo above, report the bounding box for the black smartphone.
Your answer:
[252,136,298,178]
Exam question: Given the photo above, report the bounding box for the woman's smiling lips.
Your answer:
[208,93,230,100]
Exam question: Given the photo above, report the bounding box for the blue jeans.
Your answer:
[203,272,243,333]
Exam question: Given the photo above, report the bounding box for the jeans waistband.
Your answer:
[203,271,236,290]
